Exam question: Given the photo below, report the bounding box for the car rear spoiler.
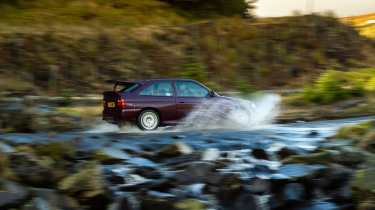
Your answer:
[106,80,138,91]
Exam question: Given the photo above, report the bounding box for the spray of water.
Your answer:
[176,93,281,130]
[86,93,281,133]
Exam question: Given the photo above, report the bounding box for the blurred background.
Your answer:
[0,1,375,210]
[0,0,374,131]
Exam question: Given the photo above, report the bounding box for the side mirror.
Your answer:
[209,90,216,97]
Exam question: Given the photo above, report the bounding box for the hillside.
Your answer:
[0,0,186,28]
[0,1,374,95]
[343,13,375,39]
[0,0,250,28]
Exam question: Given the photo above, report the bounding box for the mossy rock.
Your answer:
[0,152,8,177]
[360,131,375,153]
[283,147,367,167]
[283,150,336,165]
[157,142,193,159]
[352,167,375,210]
[8,152,64,187]
[335,121,375,142]
[58,161,105,199]
[33,141,77,162]
[174,199,207,210]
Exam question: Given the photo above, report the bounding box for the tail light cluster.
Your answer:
[117,98,126,109]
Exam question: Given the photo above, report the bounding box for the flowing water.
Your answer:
[1,95,373,209]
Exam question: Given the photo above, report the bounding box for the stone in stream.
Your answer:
[108,193,139,210]
[173,198,208,210]
[317,164,353,196]
[140,191,176,210]
[58,162,110,209]
[156,142,193,159]
[0,179,29,209]
[283,147,368,167]
[276,147,299,160]
[307,130,319,137]
[134,167,163,179]
[247,177,271,195]
[360,131,375,153]
[283,183,306,202]
[232,191,261,210]
[8,152,62,187]
[24,188,80,210]
[173,161,216,185]
[251,148,270,160]
[351,165,375,210]
[94,147,130,164]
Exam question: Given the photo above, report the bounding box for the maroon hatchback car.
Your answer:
[103,79,223,130]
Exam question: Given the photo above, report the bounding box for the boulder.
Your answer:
[247,177,271,195]
[251,148,270,160]
[283,183,305,202]
[24,188,80,210]
[173,162,216,185]
[283,147,368,167]
[140,191,176,210]
[0,179,29,209]
[360,131,375,153]
[352,167,375,210]
[173,199,207,210]
[108,193,139,210]
[276,147,299,160]
[58,162,110,209]
[8,152,63,187]
[156,142,193,159]
[0,152,8,176]
[94,148,130,164]
[233,192,260,210]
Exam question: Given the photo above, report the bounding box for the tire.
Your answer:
[137,110,160,131]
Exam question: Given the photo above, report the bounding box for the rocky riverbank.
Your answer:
[0,119,374,210]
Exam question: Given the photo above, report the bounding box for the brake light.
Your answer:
[117,98,126,109]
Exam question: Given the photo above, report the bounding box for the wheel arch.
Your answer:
[138,107,161,120]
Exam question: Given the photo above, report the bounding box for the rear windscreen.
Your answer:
[116,83,139,93]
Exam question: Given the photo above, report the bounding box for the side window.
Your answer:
[176,81,209,97]
[139,82,174,97]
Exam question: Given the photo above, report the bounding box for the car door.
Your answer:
[134,81,176,123]
[175,80,210,120]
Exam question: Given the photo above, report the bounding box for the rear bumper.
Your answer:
[102,109,138,124]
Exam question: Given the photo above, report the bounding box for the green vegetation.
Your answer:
[301,68,375,104]
[0,0,254,28]
[0,0,185,27]
[336,120,375,152]
[0,13,373,95]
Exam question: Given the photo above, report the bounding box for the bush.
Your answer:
[302,68,375,104]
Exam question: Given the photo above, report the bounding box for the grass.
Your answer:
[0,0,186,28]
[56,106,102,118]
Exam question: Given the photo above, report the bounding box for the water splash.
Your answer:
[177,94,281,130]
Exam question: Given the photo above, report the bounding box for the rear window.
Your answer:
[116,83,139,93]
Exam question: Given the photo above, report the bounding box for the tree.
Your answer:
[160,0,257,18]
